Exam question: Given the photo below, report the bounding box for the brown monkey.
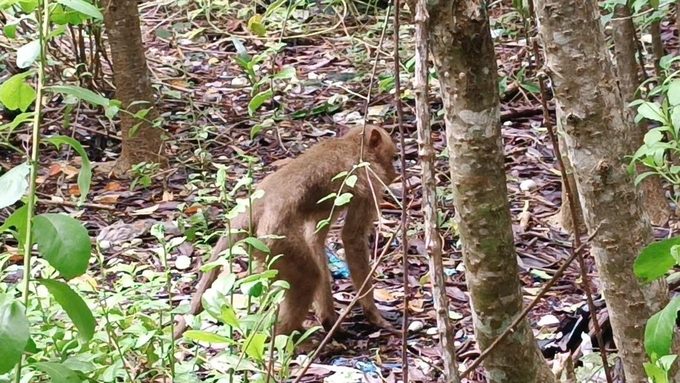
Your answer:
[174,125,397,340]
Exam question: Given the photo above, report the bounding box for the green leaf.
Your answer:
[31,362,81,383]
[668,80,680,106]
[37,279,95,341]
[345,175,358,188]
[638,102,667,124]
[16,40,40,69]
[47,85,109,107]
[247,90,272,117]
[634,236,680,282]
[317,192,337,204]
[183,330,238,345]
[650,0,659,8]
[244,333,267,361]
[56,0,102,19]
[32,213,92,279]
[634,171,658,186]
[4,24,17,38]
[334,192,353,206]
[0,204,28,247]
[43,136,92,202]
[644,297,680,359]
[316,218,330,231]
[0,74,36,112]
[0,301,30,374]
[241,237,270,253]
[272,66,296,80]
[644,128,665,146]
[331,171,349,181]
[0,162,29,209]
[219,305,241,330]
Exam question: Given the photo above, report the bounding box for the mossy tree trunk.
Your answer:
[427,1,554,381]
[104,0,165,175]
[535,1,672,381]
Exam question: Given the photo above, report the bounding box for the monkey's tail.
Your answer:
[173,219,248,340]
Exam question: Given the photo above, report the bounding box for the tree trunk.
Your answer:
[104,0,165,175]
[612,4,671,226]
[535,1,671,381]
[428,1,554,382]
[650,19,665,79]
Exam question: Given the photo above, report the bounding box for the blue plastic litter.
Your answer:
[330,358,380,377]
[325,246,350,279]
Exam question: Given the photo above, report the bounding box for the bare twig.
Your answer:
[391,0,411,380]
[411,0,460,380]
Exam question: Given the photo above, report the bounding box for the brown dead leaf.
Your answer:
[69,185,81,196]
[95,195,120,204]
[184,205,204,215]
[48,164,62,176]
[105,181,124,191]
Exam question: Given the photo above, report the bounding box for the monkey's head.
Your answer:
[365,126,398,184]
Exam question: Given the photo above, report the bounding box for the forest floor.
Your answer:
[3,0,680,382]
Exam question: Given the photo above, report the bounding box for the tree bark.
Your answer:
[104,0,165,175]
[428,1,554,382]
[535,1,671,381]
[612,4,671,226]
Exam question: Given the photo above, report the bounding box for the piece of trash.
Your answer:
[520,179,538,191]
[326,246,350,279]
[408,321,424,332]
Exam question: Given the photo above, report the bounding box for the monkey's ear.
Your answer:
[368,127,382,149]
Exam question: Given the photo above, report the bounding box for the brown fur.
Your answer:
[173,126,397,340]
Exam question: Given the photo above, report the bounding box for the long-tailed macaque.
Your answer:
[173,125,398,340]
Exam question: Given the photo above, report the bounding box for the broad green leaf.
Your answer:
[247,90,272,117]
[0,204,28,247]
[0,74,36,112]
[219,305,241,330]
[32,213,91,279]
[244,333,267,361]
[43,136,92,202]
[247,15,266,37]
[0,162,29,209]
[241,237,270,253]
[643,362,667,382]
[47,85,109,107]
[183,330,238,345]
[0,301,29,374]
[56,0,103,19]
[3,24,16,39]
[668,80,680,106]
[634,236,680,282]
[644,129,665,146]
[644,297,680,359]
[272,66,296,80]
[334,192,353,206]
[16,40,40,69]
[634,171,658,186]
[649,0,659,8]
[31,362,80,383]
[345,175,358,188]
[638,102,667,124]
[38,279,95,341]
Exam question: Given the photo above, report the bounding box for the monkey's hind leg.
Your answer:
[271,243,320,339]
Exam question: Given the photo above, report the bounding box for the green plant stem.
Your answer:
[160,238,176,378]
[14,0,49,381]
